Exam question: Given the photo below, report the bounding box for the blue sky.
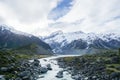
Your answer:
[48,0,73,20]
[0,0,120,36]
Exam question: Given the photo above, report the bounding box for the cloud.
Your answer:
[50,0,120,34]
[0,16,5,24]
[0,0,59,34]
[0,0,119,36]
[0,0,58,23]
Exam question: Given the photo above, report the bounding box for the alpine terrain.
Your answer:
[0,25,52,54]
[42,31,120,54]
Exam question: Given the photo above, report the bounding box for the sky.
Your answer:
[0,0,120,36]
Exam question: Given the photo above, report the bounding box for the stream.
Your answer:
[36,55,79,80]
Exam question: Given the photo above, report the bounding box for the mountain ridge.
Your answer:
[0,25,53,54]
[41,30,120,54]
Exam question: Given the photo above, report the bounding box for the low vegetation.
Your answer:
[57,49,120,79]
[0,44,52,79]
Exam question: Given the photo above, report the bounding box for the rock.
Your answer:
[92,76,97,79]
[16,59,42,80]
[40,67,48,73]
[18,71,31,79]
[43,59,47,61]
[7,64,15,70]
[46,64,52,70]
[62,79,67,80]
[116,66,120,70]
[0,75,5,80]
[58,62,65,68]
[14,71,18,74]
[110,72,120,78]
[22,61,30,67]
[67,67,72,70]
[56,71,63,78]
[111,56,120,64]
[32,59,40,66]
[0,67,8,72]
[15,77,22,80]
[84,77,89,80]
[39,76,44,78]
[34,59,40,63]
[71,75,81,80]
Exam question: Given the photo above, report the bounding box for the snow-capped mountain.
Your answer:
[0,24,32,37]
[41,30,120,54]
[0,25,52,54]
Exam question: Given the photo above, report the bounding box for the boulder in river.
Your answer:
[40,67,48,73]
[43,59,47,61]
[56,71,63,78]
[46,64,52,70]
[32,59,40,66]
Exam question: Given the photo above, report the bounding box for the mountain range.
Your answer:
[41,30,120,54]
[0,24,120,54]
[0,25,52,54]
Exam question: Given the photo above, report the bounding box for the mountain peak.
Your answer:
[50,30,63,36]
[42,30,120,53]
[72,31,84,34]
[0,24,33,37]
[0,24,14,31]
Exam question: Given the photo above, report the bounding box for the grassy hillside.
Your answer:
[13,43,53,55]
[0,43,52,79]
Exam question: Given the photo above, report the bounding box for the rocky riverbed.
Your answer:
[36,55,79,80]
[0,58,47,80]
[0,50,51,80]
[57,51,120,80]
[1,50,120,80]
[0,54,78,80]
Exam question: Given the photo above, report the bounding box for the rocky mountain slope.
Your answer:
[41,31,120,54]
[0,25,52,54]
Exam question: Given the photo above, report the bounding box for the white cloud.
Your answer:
[54,0,120,34]
[0,0,59,35]
[0,0,120,36]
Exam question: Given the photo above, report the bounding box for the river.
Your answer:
[36,55,79,80]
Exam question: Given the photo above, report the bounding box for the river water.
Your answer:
[37,55,79,80]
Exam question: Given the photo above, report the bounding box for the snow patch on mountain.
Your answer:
[42,30,120,45]
[41,30,120,53]
[0,24,32,37]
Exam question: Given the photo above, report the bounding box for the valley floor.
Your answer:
[36,55,79,80]
[57,50,120,80]
[0,50,120,80]
[0,50,78,80]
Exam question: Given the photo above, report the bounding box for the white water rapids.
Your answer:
[36,55,79,80]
